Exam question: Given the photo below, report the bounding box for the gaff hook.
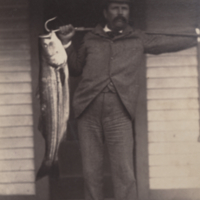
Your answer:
[44,16,93,33]
[44,16,57,32]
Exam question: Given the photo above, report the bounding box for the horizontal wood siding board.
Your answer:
[148,110,199,121]
[0,19,29,30]
[0,105,33,116]
[0,171,34,183]
[0,83,32,94]
[147,88,198,99]
[0,116,33,127]
[147,77,198,89]
[148,121,199,132]
[0,94,32,105]
[0,51,30,61]
[0,40,30,51]
[0,160,34,172]
[148,131,199,142]
[147,66,198,78]
[146,56,197,67]
[0,183,35,195]
[150,189,200,200]
[149,154,200,166]
[0,30,28,40]
[0,137,34,149]
[0,127,33,138]
[146,0,199,194]
[147,99,199,110]
[0,1,36,197]
[0,149,34,160]
[149,143,200,154]
[150,177,200,189]
[0,60,31,72]
[0,72,31,83]
[0,7,28,19]
[149,165,200,177]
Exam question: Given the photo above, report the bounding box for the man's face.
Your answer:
[104,3,130,31]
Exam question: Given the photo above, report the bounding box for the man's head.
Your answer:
[103,0,131,31]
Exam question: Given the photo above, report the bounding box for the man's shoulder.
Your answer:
[82,24,105,40]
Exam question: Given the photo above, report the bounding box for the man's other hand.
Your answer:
[58,24,75,45]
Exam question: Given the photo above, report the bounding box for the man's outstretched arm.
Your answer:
[139,29,199,54]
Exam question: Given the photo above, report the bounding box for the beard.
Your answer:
[112,15,128,31]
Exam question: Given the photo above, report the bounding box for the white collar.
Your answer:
[104,25,123,33]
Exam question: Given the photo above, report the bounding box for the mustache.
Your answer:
[113,15,127,23]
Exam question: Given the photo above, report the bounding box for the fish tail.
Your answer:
[36,159,60,181]
[36,159,52,181]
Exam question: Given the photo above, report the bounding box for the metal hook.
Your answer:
[45,16,57,32]
[45,16,93,33]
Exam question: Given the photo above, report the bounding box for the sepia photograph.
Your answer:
[0,0,200,199]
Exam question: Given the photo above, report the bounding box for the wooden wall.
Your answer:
[0,0,49,199]
[0,0,35,196]
[145,0,200,199]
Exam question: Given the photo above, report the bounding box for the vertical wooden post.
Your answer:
[134,0,150,200]
[29,0,50,199]
[196,0,200,143]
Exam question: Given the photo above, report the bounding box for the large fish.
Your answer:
[36,31,70,180]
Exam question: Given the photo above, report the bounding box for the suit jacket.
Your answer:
[66,24,197,120]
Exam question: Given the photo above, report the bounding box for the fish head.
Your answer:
[39,31,67,68]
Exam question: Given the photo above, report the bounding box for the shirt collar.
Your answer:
[103,25,123,33]
[92,24,134,38]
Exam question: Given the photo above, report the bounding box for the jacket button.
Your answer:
[111,57,113,60]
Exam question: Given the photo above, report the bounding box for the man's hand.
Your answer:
[58,24,75,45]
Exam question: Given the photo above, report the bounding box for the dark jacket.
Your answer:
[67,24,197,120]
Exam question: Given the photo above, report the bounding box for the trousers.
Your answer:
[77,91,137,200]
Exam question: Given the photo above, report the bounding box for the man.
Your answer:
[58,0,197,199]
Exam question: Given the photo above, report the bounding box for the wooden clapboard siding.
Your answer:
[0,83,32,94]
[148,110,199,121]
[0,137,34,149]
[0,0,36,197]
[0,30,29,40]
[0,171,34,183]
[148,77,198,88]
[149,131,199,142]
[147,46,200,191]
[0,183,35,195]
[0,61,31,72]
[149,142,200,154]
[0,127,33,138]
[0,116,33,127]
[0,105,33,116]
[0,52,30,61]
[149,154,200,166]
[0,160,34,171]
[150,177,200,189]
[149,120,199,131]
[147,66,198,77]
[147,99,199,110]
[0,149,34,160]
[148,88,198,99]
[150,165,200,177]
[0,72,31,83]
[0,94,32,105]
